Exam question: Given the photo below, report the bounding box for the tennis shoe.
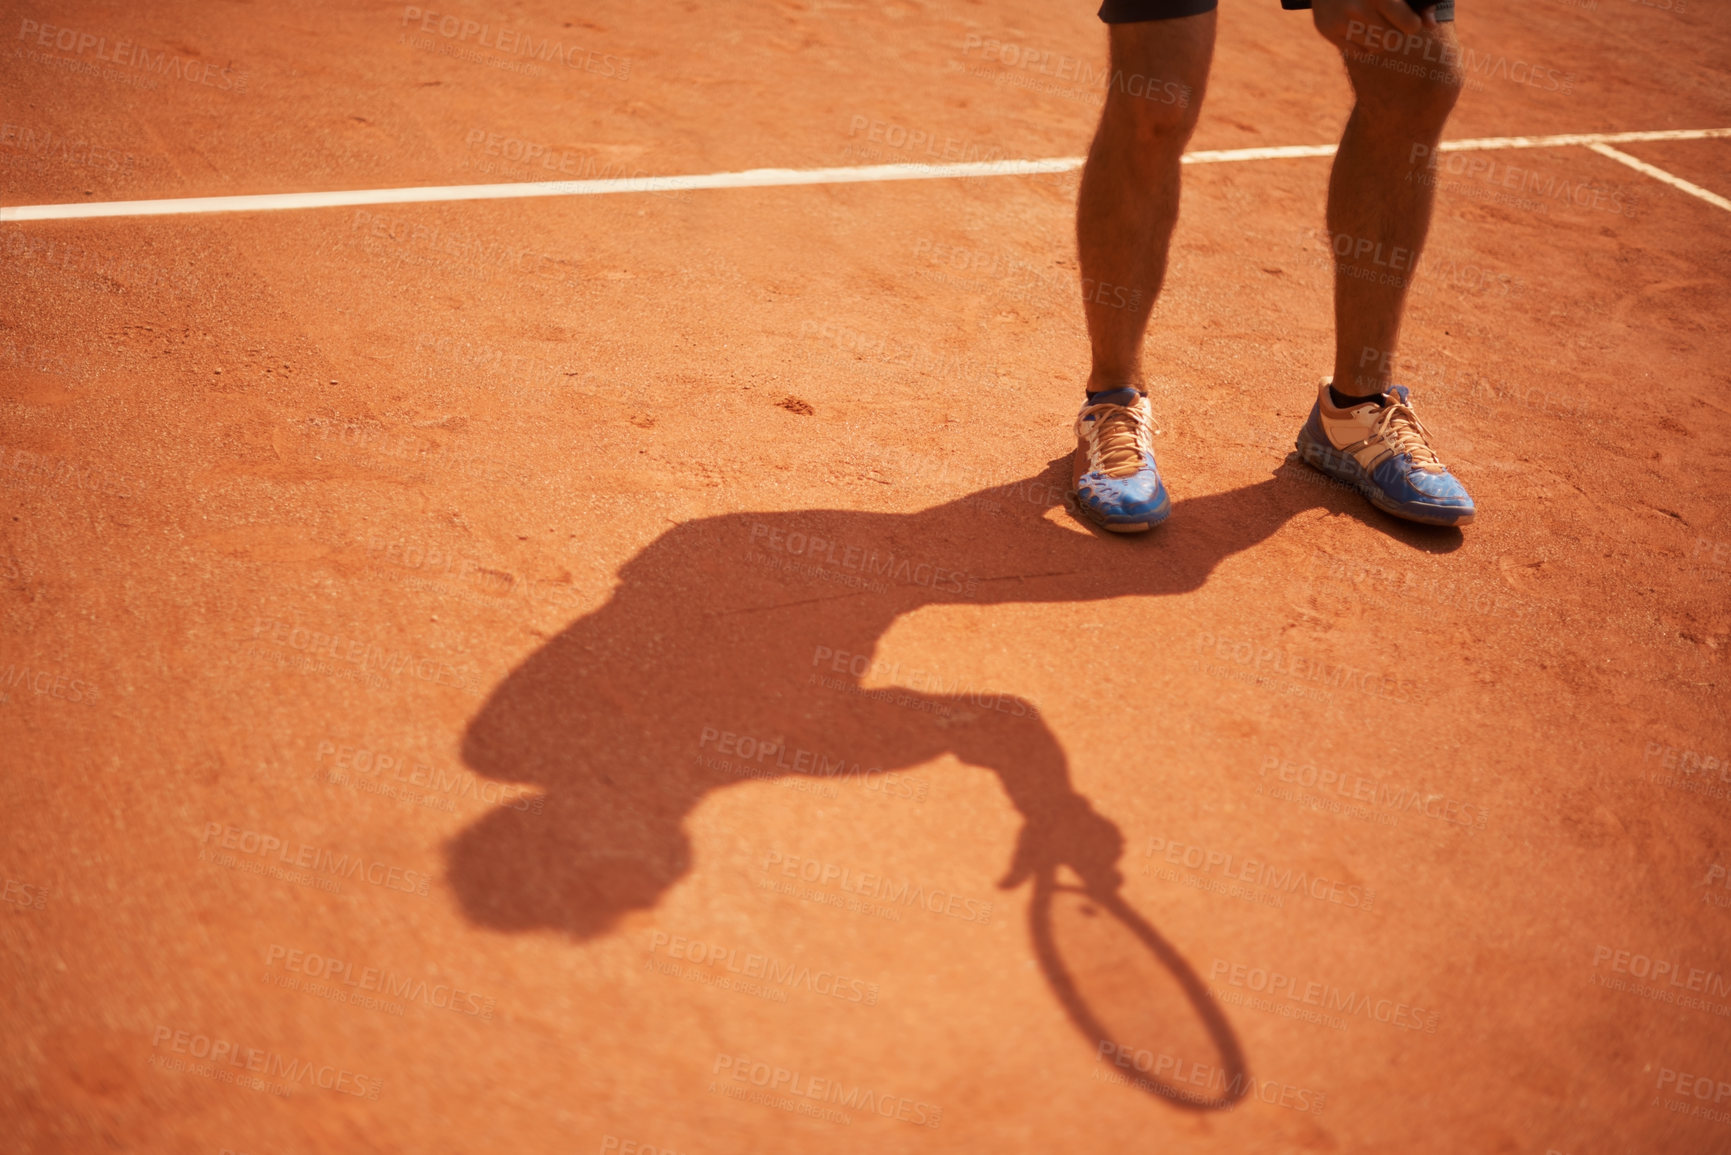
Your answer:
[1294,378,1474,527]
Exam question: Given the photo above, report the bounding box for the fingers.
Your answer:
[1312,0,1408,53]
[998,834,1036,890]
[1000,801,1126,891]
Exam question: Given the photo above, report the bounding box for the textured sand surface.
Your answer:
[3,2,1729,1153]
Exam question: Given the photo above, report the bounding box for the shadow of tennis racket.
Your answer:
[1029,866,1249,1110]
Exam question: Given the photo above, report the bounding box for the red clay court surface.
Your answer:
[3,2,1731,1153]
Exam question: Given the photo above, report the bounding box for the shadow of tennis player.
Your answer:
[450,455,1357,1110]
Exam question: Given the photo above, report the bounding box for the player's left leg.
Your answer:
[1296,0,1477,527]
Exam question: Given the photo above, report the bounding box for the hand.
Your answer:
[998,795,1125,894]
[1311,0,1438,53]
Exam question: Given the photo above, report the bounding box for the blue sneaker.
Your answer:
[1295,378,1475,527]
[1071,387,1170,533]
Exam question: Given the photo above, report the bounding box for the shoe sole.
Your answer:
[1294,427,1474,528]
[1069,488,1171,533]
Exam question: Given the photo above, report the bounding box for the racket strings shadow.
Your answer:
[1033,875,1249,1110]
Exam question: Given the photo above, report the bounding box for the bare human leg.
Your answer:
[1313,1,1461,395]
[1076,12,1217,395]
[1296,2,1478,527]
[1069,12,1216,532]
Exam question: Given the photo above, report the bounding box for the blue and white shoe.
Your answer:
[1071,387,1170,533]
[1294,378,1475,527]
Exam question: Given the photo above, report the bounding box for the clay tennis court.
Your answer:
[4,1,1730,1152]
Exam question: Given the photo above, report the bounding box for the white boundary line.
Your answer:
[1,126,1727,223]
[1586,143,1731,214]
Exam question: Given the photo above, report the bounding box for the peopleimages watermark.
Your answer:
[464,127,643,175]
[1703,864,1731,910]
[955,34,1191,107]
[751,523,980,597]
[810,645,1037,715]
[1690,536,1731,578]
[1401,362,1590,422]
[0,658,99,706]
[454,126,692,200]
[408,336,586,406]
[1639,738,1731,804]
[599,1138,687,1155]
[149,1025,382,1099]
[844,116,1009,164]
[0,122,151,173]
[15,17,251,92]
[296,413,521,485]
[1092,1041,1326,1114]
[1653,1063,1731,1126]
[2,877,49,911]
[908,236,1072,310]
[1343,21,1575,95]
[198,822,433,898]
[0,444,133,499]
[1255,752,1490,833]
[1208,957,1439,1034]
[332,208,579,286]
[758,849,994,925]
[0,337,105,385]
[1194,631,1419,705]
[1305,548,1537,625]
[1143,835,1376,913]
[647,930,880,1006]
[264,943,496,1021]
[1409,146,1641,218]
[1590,944,1731,1016]
[1301,235,1524,301]
[696,726,928,802]
[315,736,544,814]
[248,616,482,695]
[1644,740,1729,782]
[710,1052,942,1128]
[397,7,630,78]
[0,229,207,297]
[843,435,1071,512]
[798,318,999,389]
[366,531,586,615]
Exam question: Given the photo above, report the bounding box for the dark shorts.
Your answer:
[1099,0,1454,23]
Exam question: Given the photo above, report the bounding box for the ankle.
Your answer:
[1086,386,1146,407]
[1327,383,1387,410]
[1326,369,1391,406]
[1085,374,1144,397]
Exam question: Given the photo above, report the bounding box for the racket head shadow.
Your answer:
[1030,871,1249,1110]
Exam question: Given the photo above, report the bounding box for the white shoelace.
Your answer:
[1082,402,1152,479]
[1371,400,1443,472]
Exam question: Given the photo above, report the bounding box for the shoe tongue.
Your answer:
[1389,384,1411,406]
[1086,387,1142,408]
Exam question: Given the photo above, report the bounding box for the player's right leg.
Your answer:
[1072,3,1216,533]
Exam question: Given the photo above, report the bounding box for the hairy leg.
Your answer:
[1319,13,1462,394]
[1076,13,1217,394]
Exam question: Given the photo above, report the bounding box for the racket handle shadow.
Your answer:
[1029,868,1250,1111]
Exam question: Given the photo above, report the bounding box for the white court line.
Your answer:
[1586,143,1731,214]
[2,126,1727,223]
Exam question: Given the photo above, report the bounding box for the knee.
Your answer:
[1104,79,1203,151]
[1352,56,1461,136]
[1341,27,1463,132]
[1425,57,1467,110]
